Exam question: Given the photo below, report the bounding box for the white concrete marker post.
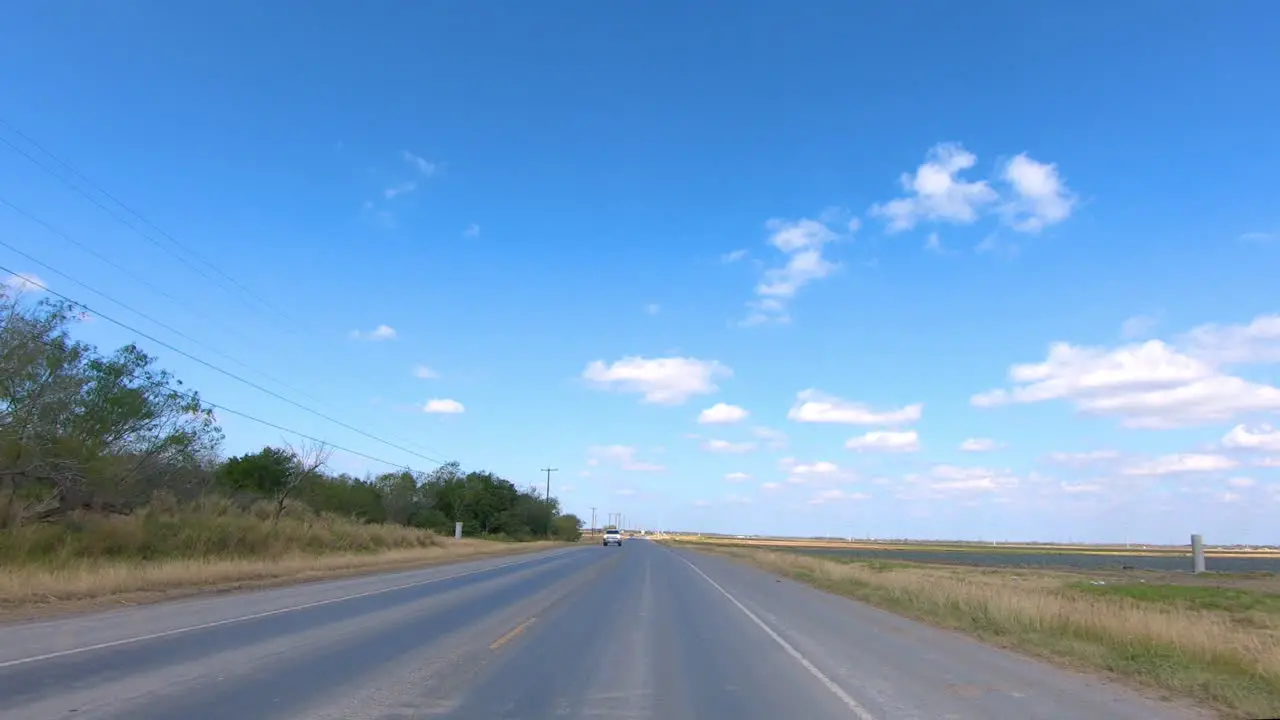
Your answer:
[455,522,463,540]
[1191,533,1205,574]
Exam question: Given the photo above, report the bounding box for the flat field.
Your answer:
[669,535,1280,573]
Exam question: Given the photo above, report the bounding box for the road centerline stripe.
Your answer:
[489,617,537,650]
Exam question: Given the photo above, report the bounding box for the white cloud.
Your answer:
[1059,482,1103,494]
[761,481,782,491]
[350,324,398,341]
[788,389,922,425]
[1122,453,1238,476]
[927,464,1019,493]
[1181,314,1280,366]
[1045,450,1121,465]
[869,143,999,233]
[725,493,754,505]
[741,217,846,325]
[644,303,661,316]
[702,439,755,454]
[725,472,750,482]
[846,430,921,453]
[384,181,417,199]
[2,272,46,294]
[792,461,840,475]
[972,335,1280,428]
[423,398,465,414]
[1120,314,1159,340]
[463,223,480,238]
[721,249,748,263]
[582,356,731,405]
[1227,476,1257,488]
[1240,231,1275,243]
[698,402,749,424]
[402,151,438,177]
[808,488,869,505]
[588,445,665,472]
[999,154,1077,232]
[751,426,788,449]
[1222,424,1280,452]
[412,365,439,379]
[960,437,1000,452]
[923,232,948,254]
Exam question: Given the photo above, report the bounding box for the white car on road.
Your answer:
[602,529,622,547]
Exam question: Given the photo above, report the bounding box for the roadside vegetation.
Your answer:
[678,540,1280,720]
[0,289,582,614]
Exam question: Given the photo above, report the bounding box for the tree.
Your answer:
[550,513,583,542]
[0,287,581,543]
[217,447,294,496]
[272,440,331,523]
[1,290,221,523]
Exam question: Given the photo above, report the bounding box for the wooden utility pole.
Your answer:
[590,507,597,536]
[541,467,558,501]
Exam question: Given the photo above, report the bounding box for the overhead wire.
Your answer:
[0,219,448,462]
[0,117,309,336]
[0,193,292,354]
[12,331,416,474]
[0,264,449,468]
[0,119,456,464]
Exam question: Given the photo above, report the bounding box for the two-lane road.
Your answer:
[0,540,1208,719]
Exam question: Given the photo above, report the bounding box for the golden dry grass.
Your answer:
[692,544,1280,720]
[0,497,564,619]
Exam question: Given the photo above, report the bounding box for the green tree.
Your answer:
[550,513,583,542]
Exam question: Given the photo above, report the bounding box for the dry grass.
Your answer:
[0,496,563,619]
[690,544,1280,720]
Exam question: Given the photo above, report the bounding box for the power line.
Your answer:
[0,193,272,350]
[0,117,307,333]
[0,236,448,462]
[0,265,448,467]
[11,329,416,474]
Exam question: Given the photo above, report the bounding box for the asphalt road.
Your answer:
[0,539,1209,720]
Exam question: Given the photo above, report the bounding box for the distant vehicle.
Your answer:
[602,529,622,547]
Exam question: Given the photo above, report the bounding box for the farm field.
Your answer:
[671,535,1280,573]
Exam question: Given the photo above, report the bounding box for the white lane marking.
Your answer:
[679,555,878,720]
[0,549,579,670]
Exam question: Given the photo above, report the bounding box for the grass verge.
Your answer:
[679,542,1280,720]
[0,497,565,620]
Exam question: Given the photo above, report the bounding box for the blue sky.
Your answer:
[2,2,1279,544]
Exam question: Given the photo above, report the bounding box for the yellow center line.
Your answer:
[489,617,537,651]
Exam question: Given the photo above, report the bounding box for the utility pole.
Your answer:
[540,467,558,501]
[590,507,597,536]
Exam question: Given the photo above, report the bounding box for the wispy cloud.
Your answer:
[349,324,398,341]
[402,151,438,177]
[384,181,417,199]
[1,272,46,294]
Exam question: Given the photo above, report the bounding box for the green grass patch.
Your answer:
[1068,582,1280,626]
